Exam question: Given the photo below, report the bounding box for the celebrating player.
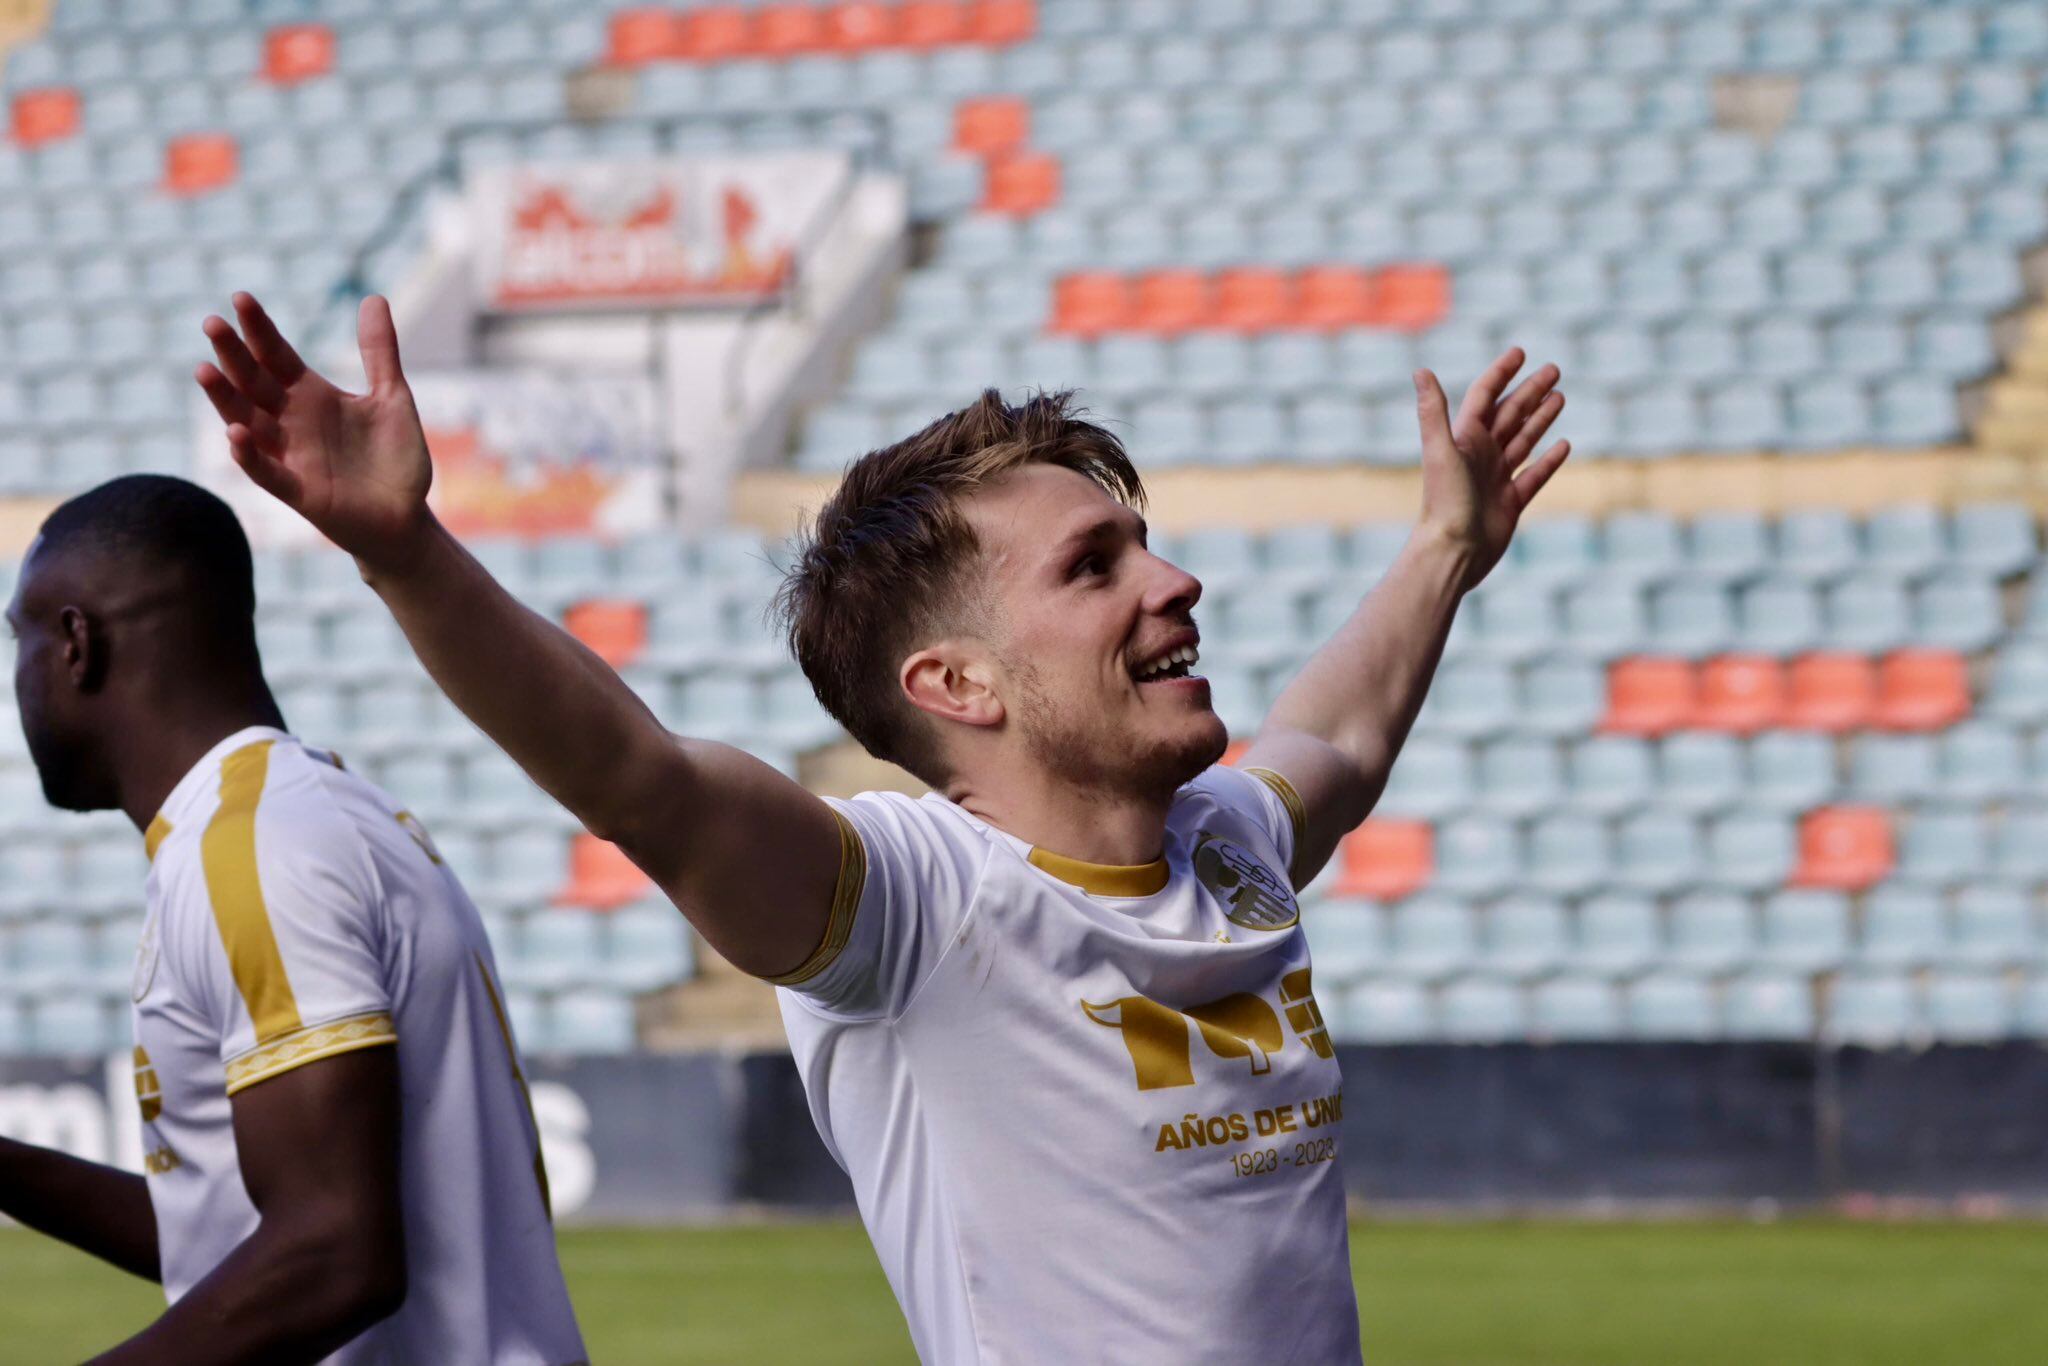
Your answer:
[0,476,587,1365]
[196,290,1566,1362]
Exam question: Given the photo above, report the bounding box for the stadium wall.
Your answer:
[6,1044,2046,1221]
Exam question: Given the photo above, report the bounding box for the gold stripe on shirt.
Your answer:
[1243,766,1308,849]
[1027,845,1171,898]
[223,1011,397,1095]
[475,953,553,1217]
[201,740,302,1044]
[767,809,868,986]
[144,814,172,863]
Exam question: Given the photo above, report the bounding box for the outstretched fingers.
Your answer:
[224,422,305,507]
[355,294,407,393]
[1413,368,1453,447]
[232,293,308,385]
[1455,346,1526,435]
[1511,440,1572,509]
[1502,391,1566,470]
[195,361,289,456]
[1490,363,1560,448]
[203,315,288,414]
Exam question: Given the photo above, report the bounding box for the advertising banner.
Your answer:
[470,153,851,312]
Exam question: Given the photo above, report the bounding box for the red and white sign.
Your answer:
[471,154,850,311]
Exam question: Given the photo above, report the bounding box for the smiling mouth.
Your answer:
[1132,643,1201,683]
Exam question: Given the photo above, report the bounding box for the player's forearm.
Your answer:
[0,1136,159,1282]
[1261,524,1475,797]
[87,1209,404,1366]
[354,514,676,838]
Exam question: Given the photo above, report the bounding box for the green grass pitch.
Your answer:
[4,1219,2043,1363]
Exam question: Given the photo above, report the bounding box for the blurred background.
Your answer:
[1,0,2046,1360]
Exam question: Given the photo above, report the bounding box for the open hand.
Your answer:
[1412,347,1571,590]
[194,294,434,571]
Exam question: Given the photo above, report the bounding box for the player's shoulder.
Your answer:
[831,789,998,883]
[178,734,381,890]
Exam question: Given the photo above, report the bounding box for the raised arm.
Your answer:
[194,294,841,980]
[1243,348,1571,887]
[0,1136,159,1282]
[88,1049,405,1365]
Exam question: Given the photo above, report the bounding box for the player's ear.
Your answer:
[58,605,106,692]
[901,643,1004,730]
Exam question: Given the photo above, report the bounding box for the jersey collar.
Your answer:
[144,724,293,862]
[1026,845,1171,898]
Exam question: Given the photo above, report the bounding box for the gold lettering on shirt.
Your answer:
[1082,992,1284,1092]
[133,1046,162,1124]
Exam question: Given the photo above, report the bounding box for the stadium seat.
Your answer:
[1897,807,1992,888]
[1784,653,1877,732]
[1871,649,1971,731]
[1827,973,1919,1045]
[1602,657,1696,736]
[1531,977,1623,1040]
[1483,895,1570,978]
[1334,979,1431,1043]
[1627,973,1717,1041]
[1565,736,1655,816]
[1722,973,1814,1041]
[1746,731,1837,812]
[1924,971,2014,1042]
[1695,655,1788,733]
[1949,884,2036,968]
[1304,904,1384,985]
[1431,817,1521,897]
[1791,807,1894,891]
[1850,734,1940,802]
[1525,815,1611,897]
[1373,737,1472,821]
[1911,575,2003,653]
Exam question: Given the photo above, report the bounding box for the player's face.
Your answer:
[967,464,1227,802]
[7,544,113,812]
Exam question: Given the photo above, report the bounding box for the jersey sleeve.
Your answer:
[192,766,398,1096]
[1182,764,1306,876]
[770,791,989,1021]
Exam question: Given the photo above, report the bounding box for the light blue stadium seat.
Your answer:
[2025,975,2048,1038]
[1628,973,1717,1040]
[27,996,118,1055]
[1990,804,2048,882]
[1566,736,1655,816]
[1824,575,1911,652]
[1736,577,1823,654]
[1576,893,1661,974]
[1383,898,1476,981]
[1557,580,1646,661]
[1704,382,1788,448]
[1432,818,1522,898]
[1484,894,1570,977]
[1667,890,1755,972]
[1935,721,2024,802]
[1466,582,1560,666]
[1259,524,1346,589]
[1914,573,2004,652]
[1949,884,2036,968]
[1532,976,1623,1040]
[1374,737,1472,821]
[1476,737,1566,818]
[1987,641,2048,723]
[1851,734,1939,803]
[1305,904,1383,985]
[1788,378,1872,449]
[1859,886,1950,969]
[1828,314,1910,380]
[1658,733,1744,814]
[1898,807,1991,888]
[1526,815,1611,897]
[605,902,694,995]
[508,910,599,994]
[1334,979,1431,1043]
[1510,515,1597,586]
[1704,813,1797,893]
[1951,504,2036,577]
[1413,662,1516,740]
[1648,582,1734,656]
[1759,890,1852,972]
[1925,970,2014,1041]
[1828,972,1918,1045]
[1601,511,1683,582]
[1875,378,1963,445]
[1770,509,1854,582]
[1723,973,1814,1040]
[550,990,636,1054]
[1439,975,1526,1042]
[1748,315,1824,379]
[1947,245,2025,311]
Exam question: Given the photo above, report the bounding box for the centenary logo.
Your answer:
[1192,834,1299,932]
[131,914,161,1004]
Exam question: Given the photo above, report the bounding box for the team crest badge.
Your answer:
[1192,833,1299,931]
[131,915,160,1003]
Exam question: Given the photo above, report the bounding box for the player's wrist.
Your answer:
[352,506,449,588]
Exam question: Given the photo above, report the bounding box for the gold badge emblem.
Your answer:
[1192,833,1299,931]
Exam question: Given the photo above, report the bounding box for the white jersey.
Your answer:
[132,726,587,1366]
[777,765,1360,1365]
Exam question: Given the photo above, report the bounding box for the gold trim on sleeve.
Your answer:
[1242,767,1308,849]
[223,1012,396,1095]
[144,814,173,863]
[202,741,303,1043]
[766,809,868,986]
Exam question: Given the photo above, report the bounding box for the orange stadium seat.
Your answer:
[608,8,681,64]
[164,134,238,195]
[1214,268,1296,333]
[982,152,1058,215]
[1872,648,1971,731]
[676,7,754,62]
[562,835,653,911]
[1694,655,1787,733]
[1133,269,1213,335]
[263,24,337,83]
[899,0,971,48]
[1371,264,1452,331]
[954,97,1029,158]
[1791,807,1895,891]
[564,600,650,670]
[1784,652,1876,731]
[1602,657,1697,735]
[823,1,900,51]
[10,88,80,145]
[968,0,1037,43]
[1336,820,1433,900]
[1221,740,1251,767]
[1052,271,1131,336]
[755,4,826,57]
[1292,266,1378,331]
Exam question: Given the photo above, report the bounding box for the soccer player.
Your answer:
[0,476,587,1365]
[197,291,1567,1362]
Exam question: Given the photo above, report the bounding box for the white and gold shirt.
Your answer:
[777,766,1360,1365]
[133,726,587,1366]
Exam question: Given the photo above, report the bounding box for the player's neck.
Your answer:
[116,686,288,833]
[947,769,1172,868]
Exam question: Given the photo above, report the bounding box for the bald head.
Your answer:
[9,475,270,813]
